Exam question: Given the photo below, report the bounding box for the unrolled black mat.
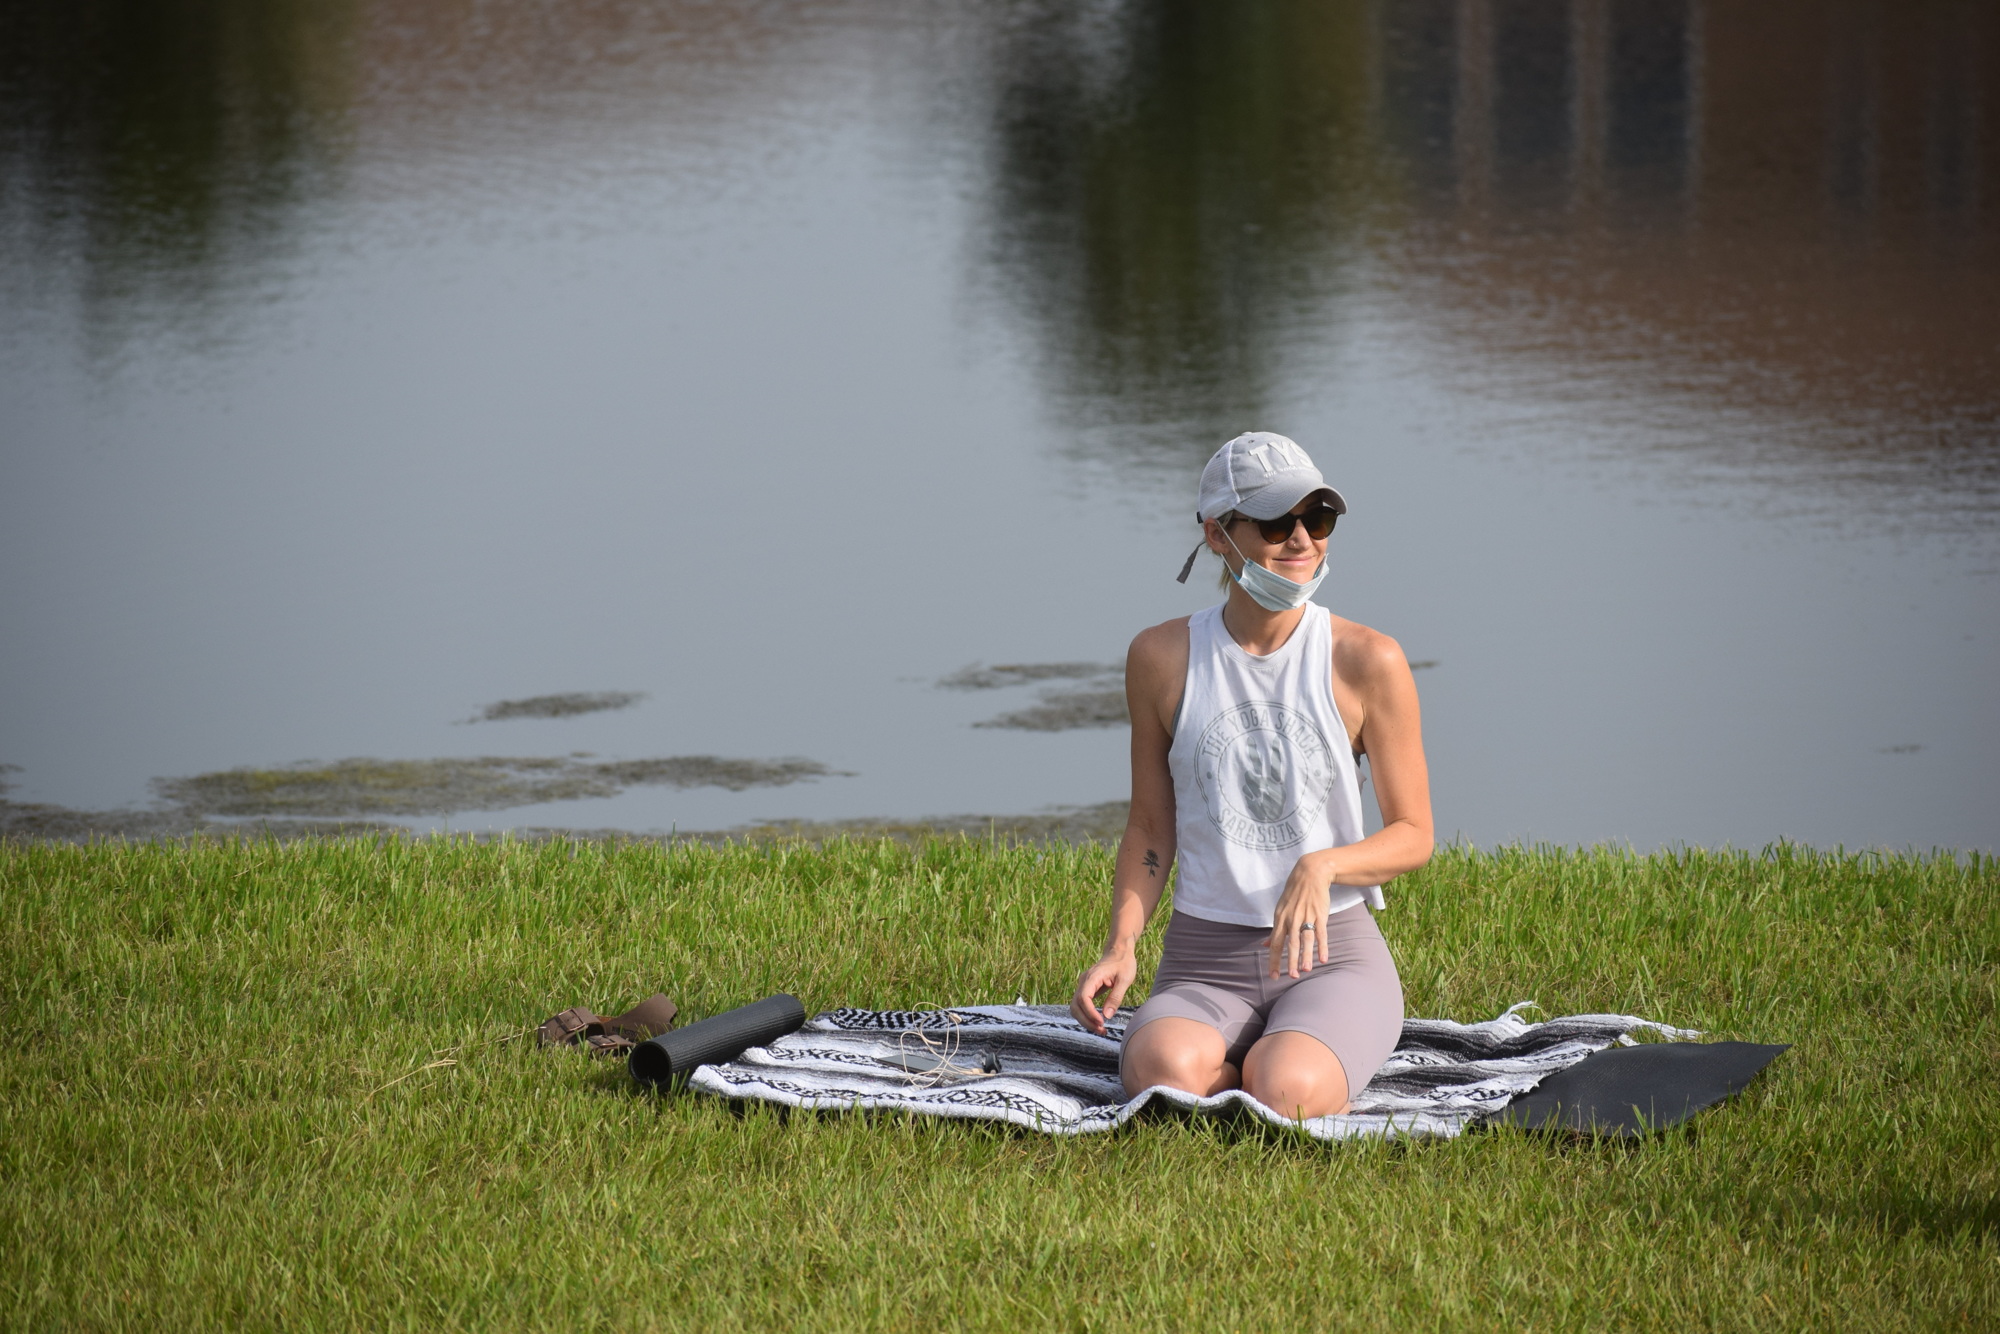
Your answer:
[1487,1041,1789,1137]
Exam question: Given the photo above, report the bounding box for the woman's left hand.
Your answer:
[1266,850,1336,979]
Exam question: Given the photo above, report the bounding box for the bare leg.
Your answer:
[1120,1017,1240,1099]
[1241,1030,1350,1118]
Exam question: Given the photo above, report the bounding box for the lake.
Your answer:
[2,0,1995,850]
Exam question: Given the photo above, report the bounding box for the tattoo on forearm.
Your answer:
[1143,849,1161,877]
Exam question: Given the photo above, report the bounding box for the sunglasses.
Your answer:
[1234,506,1341,544]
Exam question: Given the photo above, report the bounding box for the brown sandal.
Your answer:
[537,1006,600,1048]
[597,993,678,1042]
[538,994,678,1056]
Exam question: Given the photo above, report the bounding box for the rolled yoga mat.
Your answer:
[630,993,807,1086]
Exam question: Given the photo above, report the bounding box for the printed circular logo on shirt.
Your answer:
[1194,700,1333,851]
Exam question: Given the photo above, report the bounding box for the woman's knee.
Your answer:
[1121,1018,1234,1096]
[1242,1031,1350,1118]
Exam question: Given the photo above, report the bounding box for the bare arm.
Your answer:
[1070,620,1185,1034]
[1333,629,1434,879]
[1268,627,1435,977]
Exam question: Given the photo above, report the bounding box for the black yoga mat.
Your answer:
[630,993,806,1086]
[1487,1041,1789,1138]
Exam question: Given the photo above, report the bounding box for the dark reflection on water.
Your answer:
[0,0,351,332]
[1374,0,2000,525]
[9,0,1996,506]
[0,0,883,346]
[977,1,1383,469]
[975,0,1999,521]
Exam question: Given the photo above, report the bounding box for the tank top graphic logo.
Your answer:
[1193,700,1333,851]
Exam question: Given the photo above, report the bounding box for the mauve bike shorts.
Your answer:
[1122,906,1404,1094]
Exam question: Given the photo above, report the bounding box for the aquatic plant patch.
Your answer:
[973,687,1131,731]
[0,839,1992,1330]
[472,691,648,721]
[935,662,1122,691]
[152,754,845,817]
[937,661,1131,731]
[0,755,850,839]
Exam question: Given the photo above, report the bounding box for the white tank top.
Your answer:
[1167,603,1384,928]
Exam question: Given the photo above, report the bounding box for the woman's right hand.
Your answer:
[1070,952,1137,1035]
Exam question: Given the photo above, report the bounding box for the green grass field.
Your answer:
[2,837,1994,1331]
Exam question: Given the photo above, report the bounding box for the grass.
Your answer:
[1,836,1994,1331]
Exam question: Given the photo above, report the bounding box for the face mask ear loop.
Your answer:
[1174,542,1204,584]
[1220,526,1249,586]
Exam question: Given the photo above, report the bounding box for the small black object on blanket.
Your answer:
[683,1002,1774,1141]
[631,993,808,1085]
[1484,1040,1789,1137]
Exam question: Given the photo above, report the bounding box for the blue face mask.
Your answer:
[1223,527,1326,611]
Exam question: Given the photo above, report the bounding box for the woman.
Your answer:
[1070,432,1434,1119]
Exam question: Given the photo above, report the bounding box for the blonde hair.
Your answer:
[1209,512,1241,590]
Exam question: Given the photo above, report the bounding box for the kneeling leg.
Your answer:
[1241,1030,1350,1118]
[1120,1017,1239,1099]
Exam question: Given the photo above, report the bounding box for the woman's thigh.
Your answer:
[1258,920,1404,1099]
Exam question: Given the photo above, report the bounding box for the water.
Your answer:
[2,0,1995,850]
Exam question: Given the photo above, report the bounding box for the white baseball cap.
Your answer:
[1196,431,1346,522]
[1176,432,1347,584]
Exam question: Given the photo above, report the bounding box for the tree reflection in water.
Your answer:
[2,0,1994,515]
[973,0,1998,521]
[0,0,355,332]
[976,0,1378,474]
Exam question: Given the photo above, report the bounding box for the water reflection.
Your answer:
[1368,0,2000,523]
[13,0,1994,504]
[1420,0,1995,519]
[0,0,353,336]
[978,0,1999,522]
[978,0,1377,469]
[0,0,900,347]
[1393,0,1697,218]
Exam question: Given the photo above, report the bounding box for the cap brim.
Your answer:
[1234,467,1347,519]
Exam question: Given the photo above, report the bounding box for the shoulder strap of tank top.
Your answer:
[1172,605,1223,739]
[1184,604,1222,661]
[1307,607,1359,755]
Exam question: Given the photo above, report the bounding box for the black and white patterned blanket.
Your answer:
[687,1002,1698,1140]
